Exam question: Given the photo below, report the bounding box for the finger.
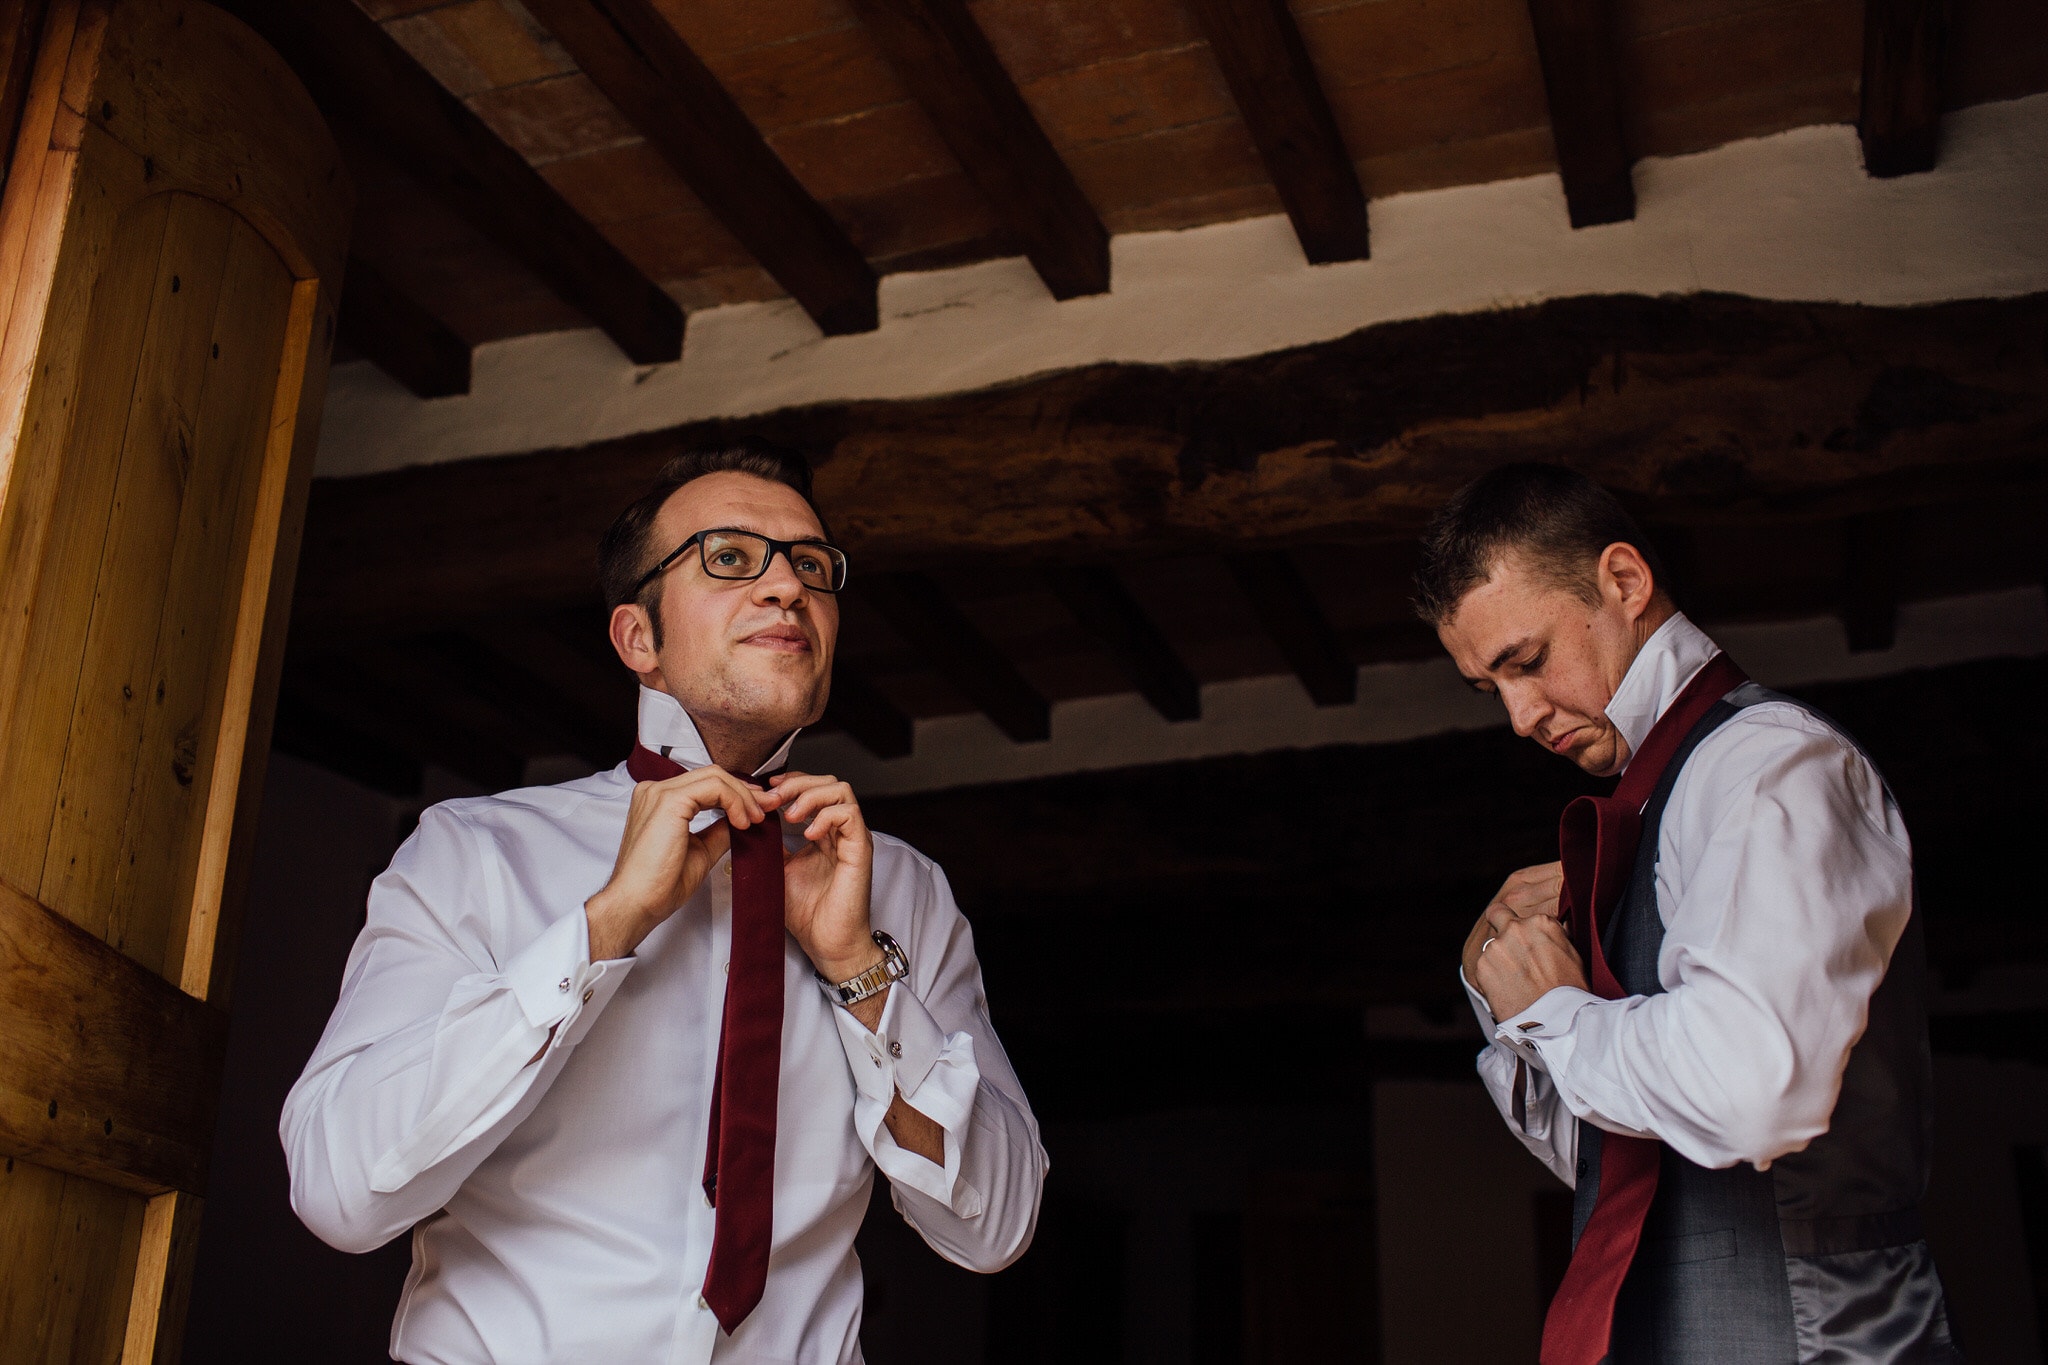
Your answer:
[674,770,765,828]
[784,782,855,826]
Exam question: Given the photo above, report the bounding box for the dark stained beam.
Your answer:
[1523,0,1634,227]
[848,0,1109,298]
[412,631,625,769]
[1841,511,1908,652]
[824,667,916,759]
[285,652,524,793]
[1045,566,1200,722]
[1225,551,1356,707]
[339,255,471,399]
[519,0,876,336]
[288,293,2048,641]
[1185,0,1370,263]
[860,574,1050,743]
[270,693,424,796]
[1859,0,1950,177]
[229,0,682,364]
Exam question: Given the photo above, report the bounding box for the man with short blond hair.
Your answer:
[1418,463,1957,1364]
[285,446,1045,1363]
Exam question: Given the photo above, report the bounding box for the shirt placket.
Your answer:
[670,852,736,1365]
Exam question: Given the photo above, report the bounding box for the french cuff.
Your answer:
[1495,985,1600,1067]
[1458,967,1497,1037]
[507,906,634,1036]
[369,911,632,1195]
[831,986,984,1215]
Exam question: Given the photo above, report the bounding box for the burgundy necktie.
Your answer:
[1540,652,1749,1365]
[627,744,785,1334]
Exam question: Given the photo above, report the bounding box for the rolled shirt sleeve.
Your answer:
[282,806,633,1253]
[833,840,1047,1272]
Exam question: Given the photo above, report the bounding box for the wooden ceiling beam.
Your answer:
[1186,0,1370,263]
[229,0,682,364]
[848,0,1109,299]
[519,0,878,336]
[282,654,524,792]
[860,574,1051,743]
[1225,551,1356,707]
[1859,0,1950,177]
[823,667,916,760]
[287,293,2048,641]
[1841,511,1908,653]
[339,255,471,399]
[412,631,625,770]
[1523,0,1634,227]
[1045,566,1201,722]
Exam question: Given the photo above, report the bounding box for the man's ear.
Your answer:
[609,602,662,679]
[1599,542,1658,621]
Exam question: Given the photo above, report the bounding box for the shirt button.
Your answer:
[582,988,595,1004]
[888,1041,902,1059]
[871,1055,882,1068]
[1577,1158,1588,1179]
[557,977,571,993]
[697,1294,710,1311]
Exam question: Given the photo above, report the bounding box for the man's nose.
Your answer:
[1503,685,1547,739]
[750,550,808,606]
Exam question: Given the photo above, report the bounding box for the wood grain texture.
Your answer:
[1860,0,1949,176]
[228,0,682,362]
[1186,0,1369,262]
[0,2,348,1353]
[849,0,1108,298]
[1524,0,1635,225]
[293,292,2048,641]
[339,253,471,398]
[517,0,878,334]
[0,881,228,1195]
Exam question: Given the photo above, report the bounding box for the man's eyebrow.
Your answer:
[1485,637,1533,674]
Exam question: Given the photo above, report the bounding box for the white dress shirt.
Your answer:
[283,688,1047,1364]
[1464,613,1915,1183]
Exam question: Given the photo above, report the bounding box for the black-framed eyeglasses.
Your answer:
[633,527,850,596]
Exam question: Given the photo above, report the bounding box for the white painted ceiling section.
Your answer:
[319,94,2048,479]
[761,587,2048,796]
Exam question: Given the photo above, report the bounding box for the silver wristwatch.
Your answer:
[816,930,909,1008]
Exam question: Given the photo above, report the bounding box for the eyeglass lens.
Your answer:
[700,530,846,590]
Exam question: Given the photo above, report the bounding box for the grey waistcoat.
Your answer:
[1570,684,1962,1364]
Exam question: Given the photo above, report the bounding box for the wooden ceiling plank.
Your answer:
[1860,0,1950,177]
[824,666,916,759]
[339,254,472,399]
[229,0,683,364]
[1225,551,1357,707]
[1523,0,1635,227]
[1045,566,1201,722]
[518,0,879,336]
[860,573,1051,743]
[1184,0,1370,263]
[848,0,1110,299]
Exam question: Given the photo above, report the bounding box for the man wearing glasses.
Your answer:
[283,447,1046,1363]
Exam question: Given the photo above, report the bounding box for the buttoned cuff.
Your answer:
[505,907,634,1036]
[1494,985,1600,1066]
[832,985,984,1215]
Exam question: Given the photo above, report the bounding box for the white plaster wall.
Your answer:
[318,95,2048,478]
[780,586,2048,797]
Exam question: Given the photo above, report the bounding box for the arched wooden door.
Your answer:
[0,1,349,1358]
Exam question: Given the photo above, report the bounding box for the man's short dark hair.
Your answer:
[597,445,822,624]
[1410,463,1666,626]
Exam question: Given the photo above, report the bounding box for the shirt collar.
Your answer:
[634,686,800,778]
[1605,612,1721,774]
